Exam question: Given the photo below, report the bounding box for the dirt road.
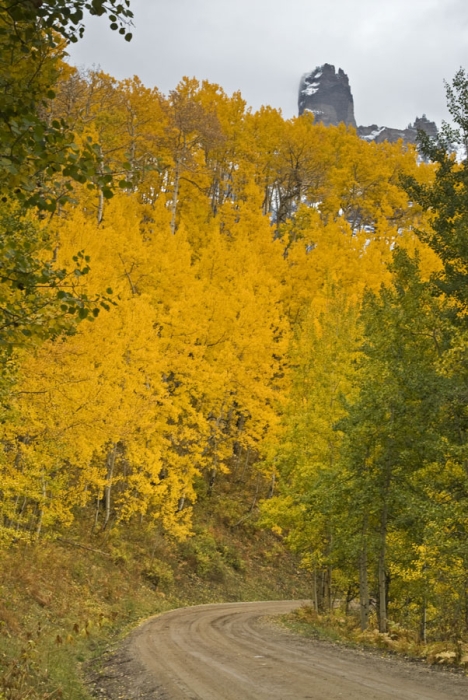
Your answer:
[88,600,468,699]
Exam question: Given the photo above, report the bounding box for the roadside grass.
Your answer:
[280,605,468,671]
[0,535,166,700]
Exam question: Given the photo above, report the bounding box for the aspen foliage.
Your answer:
[1,64,452,630]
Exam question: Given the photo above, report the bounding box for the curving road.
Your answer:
[119,601,468,700]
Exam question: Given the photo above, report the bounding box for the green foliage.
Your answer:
[0,0,133,46]
[180,531,228,582]
[179,531,245,582]
[405,68,468,317]
[142,559,174,589]
[0,208,106,352]
[0,1,126,212]
[0,0,129,353]
[340,250,447,625]
[399,72,468,640]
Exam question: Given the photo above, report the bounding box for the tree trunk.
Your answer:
[378,501,388,633]
[171,162,180,235]
[359,541,370,631]
[104,445,117,529]
[267,470,276,499]
[465,577,468,635]
[377,445,393,634]
[237,448,250,483]
[118,253,137,295]
[313,569,319,612]
[35,476,46,539]
[208,468,217,494]
[325,565,333,611]
[15,497,27,531]
[324,533,333,612]
[319,568,332,612]
[94,494,100,531]
[97,188,104,225]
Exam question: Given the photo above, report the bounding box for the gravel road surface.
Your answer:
[88,600,468,699]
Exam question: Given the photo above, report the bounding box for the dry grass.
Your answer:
[0,537,165,699]
[285,605,468,670]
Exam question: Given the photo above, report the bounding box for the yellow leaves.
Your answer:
[0,70,443,548]
[4,180,290,539]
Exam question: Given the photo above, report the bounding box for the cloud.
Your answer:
[68,0,468,128]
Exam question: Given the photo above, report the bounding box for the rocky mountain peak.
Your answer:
[299,63,356,128]
[298,65,438,146]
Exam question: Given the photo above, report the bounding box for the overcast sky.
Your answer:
[68,0,468,129]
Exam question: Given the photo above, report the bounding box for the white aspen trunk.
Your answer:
[208,468,217,493]
[170,162,180,235]
[118,253,137,295]
[209,411,224,494]
[231,444,243,478]
[35,509,43,539]
[378,444,393,635]
[250,473,261,511]
[94,494,100,531]
[210,178,219,215]
[15,497,27,531]
[35,476,46,539]
[238,448,250,483]
[104,445,117,528]
[97,189,104,225]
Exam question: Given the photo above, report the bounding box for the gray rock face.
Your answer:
[298,65,438,145]
[357,115,438,145]
[298,64,356,127]
[412,115,438,140]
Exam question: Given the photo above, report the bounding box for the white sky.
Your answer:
[68,0,468,129]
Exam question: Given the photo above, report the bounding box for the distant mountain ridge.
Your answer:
[298,64,438,144]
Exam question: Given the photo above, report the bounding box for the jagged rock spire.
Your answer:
[298,64,356,127]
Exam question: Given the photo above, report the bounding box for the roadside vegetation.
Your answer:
[282,606,468,669]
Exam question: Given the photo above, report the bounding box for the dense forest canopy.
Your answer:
[2,1,468,648]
